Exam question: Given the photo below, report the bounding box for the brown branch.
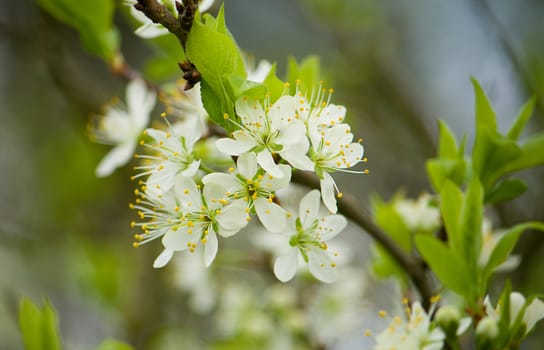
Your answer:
[292,170,434,309]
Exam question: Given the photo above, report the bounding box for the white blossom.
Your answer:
[161,176,249,267]
[394,193,441,232]
[373,302,445,350]
[484,292,544,336]
[479,218,520,272]
[202,152,291,233]
[132,116,202,195]
[272,189,347,283]
[91,78,155,177]
[216,95,313,178]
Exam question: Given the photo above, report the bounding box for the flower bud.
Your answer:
[476,316,499,348]
[435,306,461,336]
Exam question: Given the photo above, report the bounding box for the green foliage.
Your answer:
[19,298,62,350]
[186,5,246,130]
[426,121,466,192]
[415,235,472,298]
[96,339,134,350]
[287,56,322,94]
[36,0,119,61]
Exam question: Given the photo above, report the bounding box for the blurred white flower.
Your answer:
[91,78,155,177]
[273,189,347,283]
[373,302,445,350]
[479,218,520,272]
[394,193,440,232]
[247,59,273,83]
[484,291,544,336]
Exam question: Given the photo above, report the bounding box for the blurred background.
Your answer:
[1,0,544,349]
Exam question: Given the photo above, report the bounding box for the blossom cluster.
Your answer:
[90,74,366,283]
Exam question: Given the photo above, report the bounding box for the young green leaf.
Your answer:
[19,298,61,350]
[483,222,544,281]
[507,97,536,141]
[262,64,286,103]
[485,178,528,204]
[496,134,544,176]
[415,235,472,298]
[437,120,459,158]
[439,180,464,255]
[471,78,498,132]
[287,56,322,94]
[460,178,484,273]
[96,339,134,350]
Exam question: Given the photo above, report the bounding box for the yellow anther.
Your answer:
[223,113,229,120]
[337,192,343,199]
[229,167,235,173]
[160,112,167,118]
[378,310,387,318]
[132,242,139,248]
[430,295,441,304]
[364,330,372,337]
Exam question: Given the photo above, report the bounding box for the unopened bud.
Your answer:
[435,306,461,336]
[476,316,499,348]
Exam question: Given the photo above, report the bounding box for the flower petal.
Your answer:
[95,141,136,177]
[153,249,174,268]
[203,229,218,267]
[281,151,314,171]
[524,297,544,334]
[134,22,168,38]
[261,164,292,191]
[203,182,228,210]
[176,176,202,210]
[274,249,299,282]
[308,249,337,283]
[180,159,201,177]
[215,137,254,156]
[255,198,287,233]
[268,95,295,126]
[127,78,155,129]
[318,214,348,240]
[162,227,192,251]
[237,152,258,179]
[257,150,284,178]
[299,190,321,229]
[216,201,249,233]
[320,172,337,213]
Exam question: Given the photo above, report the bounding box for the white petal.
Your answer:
[203,229,218,267]
[261,164,292,191]
[315,104,346,127]
[198,0,215,12]
[268,95,295,126]
[216,201,249,233]
[153,249,174,268]
[134,22,168,38]
[203,182,228,210]
[235,96,266,125]
[274,249,299,282]
[176,176,202,210]
[280,151,314,171]
[127,78,155,129]
[95,141,136,177]
[277,120,308,150]
[215,137,254,156]
[320,172,337,213]
[202,173,240,192]
[257,150,283,178]
[510,292,526,324]
[180,159,201,177]
[299,190,321,228]
[162,227,192,251]
[255,198,287,233]
[247,60,272,83]
[524,297,544,333]
[237,152,258,179]
[457,317,472,335]
[175,116,202,148]
[308,249,337,283]
[318,215,348,240]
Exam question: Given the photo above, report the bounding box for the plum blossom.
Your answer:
[91,78,155,177]
[132,116,202,195]
[161,176,249,267]
[373,302,445,350]
[202,152,291,233]
[216,95,313,178]
[484,292,544,336]
[394,193,441,232]
[272,190,347,283]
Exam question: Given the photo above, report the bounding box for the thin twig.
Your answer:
[292,170,434,309]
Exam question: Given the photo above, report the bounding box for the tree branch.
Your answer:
[292,170,434,309]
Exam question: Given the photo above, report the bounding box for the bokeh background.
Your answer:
[1,0,544,349]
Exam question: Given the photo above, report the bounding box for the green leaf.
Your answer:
[426,158,466,192]
[371,245,408,286]
[186,4,246,129]
[496,134,544,175]
[415,235,472,298]
[19,298,61,350]
[287,56,322,94]
[37,0,119,60]
[262,63,286,103]
[485,178,528,204]
[483,222,544,281]
[143,55,182,82]
[471,78,498,132]
[507,97,536,140]
[460,178,484,272]
[371,193,412,250]
[96,339,134,350]
[437,120,459,158]
[200,80,227,129]
[439,180,464,255]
